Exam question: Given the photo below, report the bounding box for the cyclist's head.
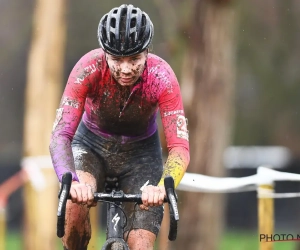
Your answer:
[97,4,154,57]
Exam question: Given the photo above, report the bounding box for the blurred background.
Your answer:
[1,0,300,249]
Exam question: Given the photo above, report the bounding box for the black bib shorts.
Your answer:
[71,121,164,236]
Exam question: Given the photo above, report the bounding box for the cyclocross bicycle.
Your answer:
[56,172,179,250]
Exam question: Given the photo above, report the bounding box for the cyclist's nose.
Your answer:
[120,61,131,74]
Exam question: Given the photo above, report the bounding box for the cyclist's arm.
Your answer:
[49,49,102,182]
[157,66,190,188]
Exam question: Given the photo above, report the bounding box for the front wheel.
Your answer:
[111,242,124,250]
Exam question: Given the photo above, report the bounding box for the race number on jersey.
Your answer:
[176,115,189,141]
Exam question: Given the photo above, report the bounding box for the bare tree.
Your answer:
[174,0,236,249]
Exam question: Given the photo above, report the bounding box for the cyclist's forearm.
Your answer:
[158,147,190,188]
[49,135,79,182]
[50,104,83,183]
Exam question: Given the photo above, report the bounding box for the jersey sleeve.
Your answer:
[157,63,190,188]
[49,49,102,182]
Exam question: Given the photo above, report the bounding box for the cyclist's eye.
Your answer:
[130,57,139,63]
[110,56,121,62]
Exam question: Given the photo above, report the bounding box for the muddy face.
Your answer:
[106,51,147,86]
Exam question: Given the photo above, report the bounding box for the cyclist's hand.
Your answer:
[69,181,96,207]
[140,185,166,210]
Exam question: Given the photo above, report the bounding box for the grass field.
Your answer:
[6,230,297,250]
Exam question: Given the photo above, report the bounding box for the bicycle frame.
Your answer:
[57,172,179,250]
[101,178,129,250]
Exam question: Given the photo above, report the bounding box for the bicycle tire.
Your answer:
[102,238,129,250]
[111,242,124,250]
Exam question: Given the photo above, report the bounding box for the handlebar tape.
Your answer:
[164,176,179,241]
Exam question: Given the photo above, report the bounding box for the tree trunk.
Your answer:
[174,0,236,249]
[23,0,67,156]
[22,0,67,249]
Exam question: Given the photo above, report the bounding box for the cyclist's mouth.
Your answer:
[120,77,133,84]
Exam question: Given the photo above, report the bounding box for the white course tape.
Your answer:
[21,155,53,191]
[257,187,300,199]
[20,156,300,198]
[177,166,300,197]
[178,172,258,193]
[257,166,300,182]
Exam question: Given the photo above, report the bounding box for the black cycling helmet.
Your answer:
[97,4,154,56]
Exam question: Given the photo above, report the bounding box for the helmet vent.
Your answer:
[130,18,136,28]
[111,18,116,28]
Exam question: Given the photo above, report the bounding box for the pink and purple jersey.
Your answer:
[50,49,189,184]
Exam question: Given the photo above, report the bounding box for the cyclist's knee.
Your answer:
[63,240,89,250]
[62,246,87,250]
[127,229,156,250]
[62,228,90,250]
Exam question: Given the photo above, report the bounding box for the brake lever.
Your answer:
[57,172,72,238]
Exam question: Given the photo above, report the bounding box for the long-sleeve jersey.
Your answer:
[50,48,190,187]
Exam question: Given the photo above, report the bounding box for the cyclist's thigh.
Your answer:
[71,122,106,191]
[118,131,164,236]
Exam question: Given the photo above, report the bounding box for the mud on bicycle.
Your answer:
[56,172,179,250]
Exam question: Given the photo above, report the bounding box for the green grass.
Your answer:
[5,230,106,250]
[6,230,298,250]
[6,231,22,250]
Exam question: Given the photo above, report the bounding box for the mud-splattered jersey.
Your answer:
[50,49,190,186]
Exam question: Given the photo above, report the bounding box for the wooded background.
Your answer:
[1,0,300,249]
